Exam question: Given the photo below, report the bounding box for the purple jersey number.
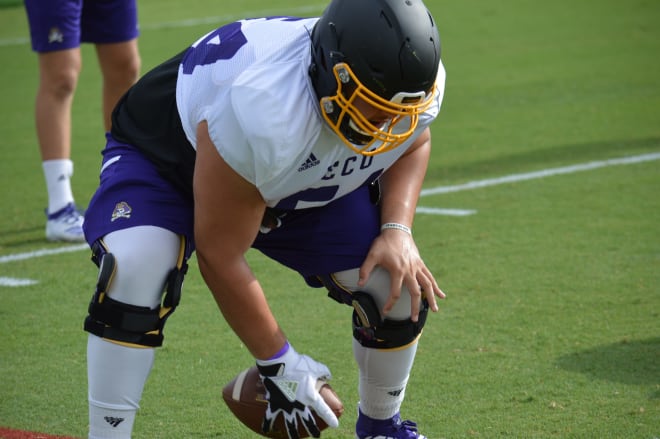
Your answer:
[181,17,305,74]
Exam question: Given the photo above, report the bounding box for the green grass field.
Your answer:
[1,1,659,438]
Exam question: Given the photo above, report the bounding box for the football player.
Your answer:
[82,0,446,438]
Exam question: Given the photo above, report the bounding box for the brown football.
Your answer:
[222,365,344,438]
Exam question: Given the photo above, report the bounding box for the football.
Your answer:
[222,365,344,438]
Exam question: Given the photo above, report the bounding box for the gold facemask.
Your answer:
[320,63,436,156]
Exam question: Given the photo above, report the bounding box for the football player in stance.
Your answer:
[82,0,446,438]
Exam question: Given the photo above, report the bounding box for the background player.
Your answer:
[24,0,141,241]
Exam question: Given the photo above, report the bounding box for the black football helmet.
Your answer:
[309,0,441,155]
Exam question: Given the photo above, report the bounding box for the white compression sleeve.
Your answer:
[333,267,420,419]
[87,226,182,438]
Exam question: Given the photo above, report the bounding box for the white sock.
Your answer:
[87,335,155,439]
[88,404,136,439]
[42,159,75,214]
[353,338,418,419]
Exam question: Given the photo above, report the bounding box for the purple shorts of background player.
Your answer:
[25,0,139,53]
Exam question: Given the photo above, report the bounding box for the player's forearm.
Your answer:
[379,129,432,228]
[197,252,287,359]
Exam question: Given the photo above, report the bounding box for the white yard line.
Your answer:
[0,243,88,264]
[1,153,658,287]
[0,243,88,287]
[0,276,38,286]
[415,207,477,216]
[420,152,660,197]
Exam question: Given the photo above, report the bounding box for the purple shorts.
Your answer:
[83,134,196,258]
[25,0,139,53]
[83,134,380,282]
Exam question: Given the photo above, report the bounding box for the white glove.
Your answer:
[256,343,339,438]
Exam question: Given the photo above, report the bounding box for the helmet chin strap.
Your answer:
[343,124,373,148]
[347,118,374,138]
[348,118,390,138]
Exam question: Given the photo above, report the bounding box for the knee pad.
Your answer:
[317,274,428,350]
[351,291,428,349]
[84,237,188,348]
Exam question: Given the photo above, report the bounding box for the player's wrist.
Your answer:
[265,340,290,361]
[256,341,296,371]
[380,222,412,235]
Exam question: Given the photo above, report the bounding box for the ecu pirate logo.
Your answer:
[48,27,64,44]
[111,202,132,222]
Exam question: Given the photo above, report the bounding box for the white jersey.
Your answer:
[177,17,445,210]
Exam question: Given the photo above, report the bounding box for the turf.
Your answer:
[0,1,658,438]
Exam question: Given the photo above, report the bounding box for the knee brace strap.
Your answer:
[352,291,429,350]
[85,296,166,347]
[84,237,188,348]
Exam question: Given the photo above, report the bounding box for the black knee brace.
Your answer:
[83,238,188,348]
[316,274,428,350]
[351,291,428,349]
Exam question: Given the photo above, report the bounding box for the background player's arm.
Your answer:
[193,120,287,359]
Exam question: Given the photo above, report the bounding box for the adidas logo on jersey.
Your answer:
[104,416,125,427]
[297,153,320,172]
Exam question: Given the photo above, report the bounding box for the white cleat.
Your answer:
[45,203,85,242]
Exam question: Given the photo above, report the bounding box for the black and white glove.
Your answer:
[256,342,339,439]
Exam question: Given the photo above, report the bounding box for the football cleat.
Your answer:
[356,409,427,439]
[45,202,85,242]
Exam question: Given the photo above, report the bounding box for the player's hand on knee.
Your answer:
[360,226,445,319]
[256,342,338,438]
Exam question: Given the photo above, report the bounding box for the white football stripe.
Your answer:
[232,368,250,401]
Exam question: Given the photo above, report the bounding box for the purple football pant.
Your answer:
[25,0,139,52]
[83,134,380,283]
